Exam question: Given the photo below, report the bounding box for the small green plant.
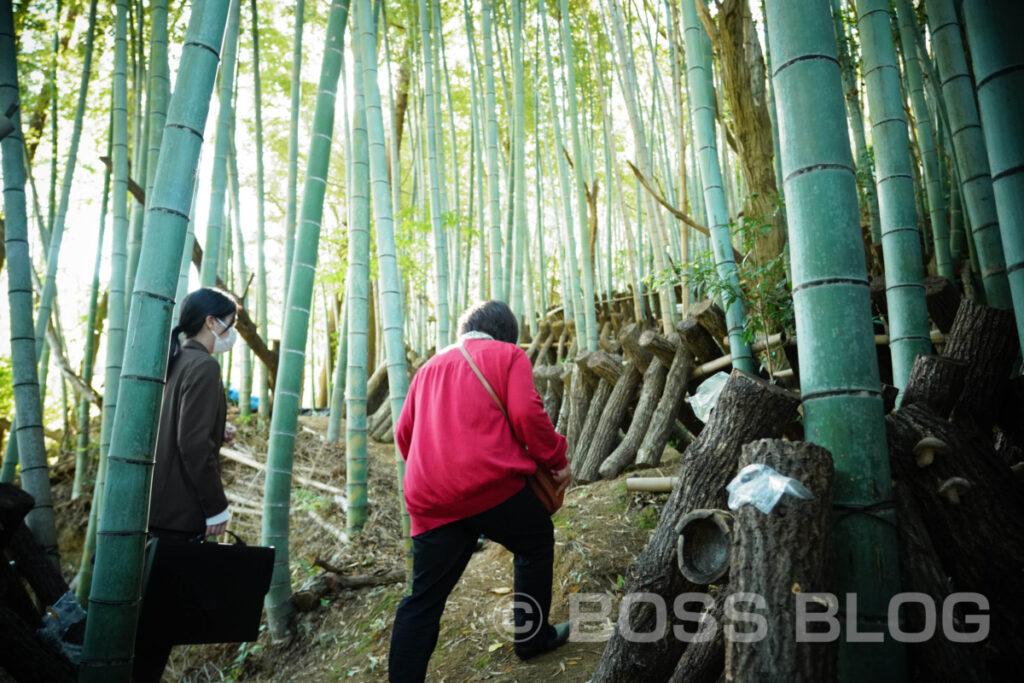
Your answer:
[636,506,659,530]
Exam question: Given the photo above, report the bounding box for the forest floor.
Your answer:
[51,410,681,682]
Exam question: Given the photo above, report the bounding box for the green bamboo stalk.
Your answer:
[510,0,526,325]
[282,0,306,311]
[261,0,351,639]
[0,1,58,562]
[327,286,349,443]
[125,0,147,309]
[539,0,583,330]
[73,128,110,501]
[347,14,371,534]
[830,0,881,249]
[894,0,952,281]
[417,0,451,348]
[229,143,252,417]
[354,0,413,578]
[199,0,240,287]
[247,0,270,419]
[481,0,502,299]
[765,0,905,678]
[79,0,232,676]
[681,0,754,373]
[854,0,931,392]
[961,0,1024,351]
[925,0,1012,308]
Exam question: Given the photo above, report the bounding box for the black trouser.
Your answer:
[132,527,202,683]
[388,483,556,682]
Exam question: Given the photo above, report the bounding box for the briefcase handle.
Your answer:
[192,530,248,545]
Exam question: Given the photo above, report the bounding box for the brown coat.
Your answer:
[149,339,228,533]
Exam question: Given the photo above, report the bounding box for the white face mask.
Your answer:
[212,317,237,354]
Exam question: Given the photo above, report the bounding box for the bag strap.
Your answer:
[457,343,509,422]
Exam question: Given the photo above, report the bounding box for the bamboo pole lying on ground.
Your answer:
[220,447,347,507]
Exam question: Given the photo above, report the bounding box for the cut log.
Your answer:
[726,439,836,683]
[639,329,679,367]
[0,606,75,683]
[564,363,593,458]
[555,364,572,435]
[576,361,643,483]
[924,275,961,333]
[887,402,1024,677]
[591,371,801,682]
[365,361,390,417]
[894,482,991,682]
[899,354,969,418]
[618,323,654,371]
[599,359,669,479]
[677,316,723,364]
[534,321,561,367]
[636,337,694,467]
[690,299,728,345]
[0,484,34,550]
[668,586,726,683]
[943,298,1019,429]
[525,321,550,364]
[587,350,625,385]
[570,380,614,477]
[7,525,70,608]
[556,322,572,363]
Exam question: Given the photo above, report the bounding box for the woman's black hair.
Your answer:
[167,287,238,372]
[457,300,519,344]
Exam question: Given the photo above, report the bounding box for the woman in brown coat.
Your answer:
[135,287,238,682]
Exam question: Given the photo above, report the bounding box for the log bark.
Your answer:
[0,606,75,683]
[365,361,390,417]
[668,586,726,683]
[900,354,969,418]
[0,484,34,550]
[618,323,654,371]
[690,300,728,346]
[893,482,992,683]
[943,299,1019,429]
[555,364,572,435]
[924,276,961,334]
[677,316,724,364]
[564,363,593,457]
[570,379,614,477]
[542,370,564,425]
[639,329,679,367]
[726,439,836,683]
[534,321,561,367]
[600,359,669,479]
[591,371,801,682]
[637,337,693,467]
[577,361,643,483]
[887,402,1024,677]
[525,321,550,364]
[587,351,625,385]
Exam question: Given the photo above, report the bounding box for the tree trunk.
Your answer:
[600,359,669,479]
[668,586,726,683]
[637,336,693,467]
[591,371,801,682]
[677,316,723,364]
[726,439,836,683]
[943,299,1019,429]
[639,329,678,367]
[577,361,642,483]
[570,380,614,478]
[365,360,390,417]
[924,276,960,333]
[690,300,728,347]
[564,360,594,457]
[887,402,1024,677]
[900,354,969,418]
[893,483,992,683]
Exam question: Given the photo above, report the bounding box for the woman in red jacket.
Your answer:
[389,300,572,681]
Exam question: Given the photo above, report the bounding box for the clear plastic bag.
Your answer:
[37,590,86,664]
[726,463,814,514]
[689,371,730,423]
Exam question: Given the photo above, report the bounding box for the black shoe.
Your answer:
[514,621,570,660]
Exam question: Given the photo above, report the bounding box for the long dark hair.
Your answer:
[167,288,237,373]
[457,300,519,344]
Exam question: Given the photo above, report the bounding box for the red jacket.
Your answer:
[395,338,568,536]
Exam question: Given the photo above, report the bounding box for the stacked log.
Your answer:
[591,372,801,681]
[635,333,694,467]
[0,484,76,682]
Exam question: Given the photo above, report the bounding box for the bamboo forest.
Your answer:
[1,0,1023,680]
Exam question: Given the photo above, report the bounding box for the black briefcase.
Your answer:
[137,533,275,645]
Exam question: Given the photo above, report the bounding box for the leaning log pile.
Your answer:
[563,292,1022,682]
